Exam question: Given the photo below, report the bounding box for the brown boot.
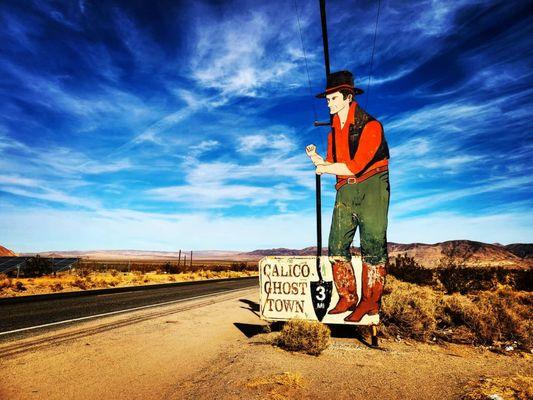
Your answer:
[328,260,358,314]
[344,261,387,322]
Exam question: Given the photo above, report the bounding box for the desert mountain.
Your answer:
[241,240,531,269]
[20,249,242,260]
[15,240,531,269]
[0,245,16,256]
[504,243,533,259]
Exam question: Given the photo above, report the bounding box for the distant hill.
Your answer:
[0,245,16,257]
[386,240,528,269]
[240,240,531,269]
[19,249,243,261]
[13,240,532,269]
[504,243,533,259]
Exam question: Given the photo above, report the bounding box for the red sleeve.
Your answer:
[345,120,382,175]
[326,131,333,163]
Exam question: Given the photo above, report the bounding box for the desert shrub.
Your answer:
[13,281,27,291]
[388,254,434,285]
[109,269,119,277]
[24,255,52,277]
[274,319,330,356]
[168,275,176,282]
[71,278,87,290]
[164,261,178,274]
[442,286,532,348]
[381,276,443,341]
[50,282,63,292]
[230,262,248,272]
[461,375,533,400]
[438,266,532,293]
[0,274,12,290]
[380,277,533,349]
[76,268,90,278]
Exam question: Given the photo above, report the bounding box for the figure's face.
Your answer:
[325,91,352,115]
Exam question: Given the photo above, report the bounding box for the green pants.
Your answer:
[328,170,390,264]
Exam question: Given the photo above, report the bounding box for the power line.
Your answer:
[294,0,327,154]
[364,0,382,109]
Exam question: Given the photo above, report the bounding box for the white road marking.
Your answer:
[0,286,254,336]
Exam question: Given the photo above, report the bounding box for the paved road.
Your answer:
[0,277,258,336]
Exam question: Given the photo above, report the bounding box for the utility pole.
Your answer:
[178,250,181,268]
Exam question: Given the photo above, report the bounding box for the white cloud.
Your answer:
[188,2,310,98]
[391,175,533,216]
[390,137,431,159]
[146,182,300,208]
[190,140,220,156]
[238,133,296,154]
[1,203,530,253]
[0,184,100,210]
[0,206,320,252]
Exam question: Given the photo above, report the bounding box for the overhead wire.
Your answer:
[364,0,382,109]
[293,0,327,154]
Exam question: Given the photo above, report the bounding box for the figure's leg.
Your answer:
[345,171,390,322]
[328,185,360,314]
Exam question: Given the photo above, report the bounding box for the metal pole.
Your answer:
[319,0,331,76]
[316,0,332,273]
[190,251,193,268]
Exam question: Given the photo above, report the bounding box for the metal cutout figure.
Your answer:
[306,70,391,322]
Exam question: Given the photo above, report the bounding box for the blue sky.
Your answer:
[0,0,531,252]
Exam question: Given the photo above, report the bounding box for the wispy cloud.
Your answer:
[392,176,533,216]
[188,1,312,98]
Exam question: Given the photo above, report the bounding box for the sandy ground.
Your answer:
[1,288,531,400]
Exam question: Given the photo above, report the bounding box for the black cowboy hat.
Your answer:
[315,70,364,98]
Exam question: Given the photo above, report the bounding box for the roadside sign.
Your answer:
[259,256,379,325]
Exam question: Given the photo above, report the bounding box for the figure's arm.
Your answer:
[307,132,351,175]
[305,144,326,166]
[316,162,352,175]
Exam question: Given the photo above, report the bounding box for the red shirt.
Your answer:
[326,101,388,179]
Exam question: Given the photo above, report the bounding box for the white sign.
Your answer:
[259,256,379,325]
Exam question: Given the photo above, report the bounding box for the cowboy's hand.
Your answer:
[306,144,317,157]
[306,144,324,166]
[315,164,327,175]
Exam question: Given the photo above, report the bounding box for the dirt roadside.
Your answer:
[1,288,531,400]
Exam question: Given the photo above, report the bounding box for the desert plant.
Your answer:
[461,375,533,400]
[24,255,52,277]
[76,268,90,278]
[71,278,87,290]
[0,273,12,290]
[380,276,444,341]
[388,254,434,285]
[442,285,532,348]
[274,319,330,356]
[49,282,63,292]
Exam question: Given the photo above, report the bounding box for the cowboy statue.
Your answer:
[306,70,391,323]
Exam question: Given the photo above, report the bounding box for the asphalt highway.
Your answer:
[0,277,258,336]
